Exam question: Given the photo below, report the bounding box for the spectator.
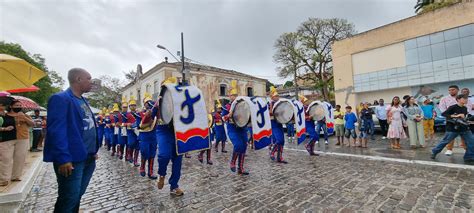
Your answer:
[375,99,388,139]
[401,95,410,137]
[439,85,460,156]
[31,109,43,152]
[0,102,17,186]
[373,100,379,106]
[44,68,99,212]
[403,96,425,149]
[334,105,344,146]
[358,102,372,148]
[420,97,436,141]
[387,96,406,149]
[344,106,357,147]
[461,88,474,115]
[0,100,34,186]
[431,94,474,164]
[40,116,47,148]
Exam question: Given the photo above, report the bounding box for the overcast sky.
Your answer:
[0,0,416,85]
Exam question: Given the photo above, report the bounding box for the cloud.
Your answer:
[0,0,415,85]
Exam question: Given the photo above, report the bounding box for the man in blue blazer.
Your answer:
[44,68,99,213]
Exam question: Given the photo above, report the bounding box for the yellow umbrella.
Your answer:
[0,54,47,91]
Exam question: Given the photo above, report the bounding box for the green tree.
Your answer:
[0,41,64,107]
[415,0,459,14]
[274,18,356,101]
[87,75,125,109]
[283,81,294,88]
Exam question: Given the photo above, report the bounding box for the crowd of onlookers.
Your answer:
[0,100,46,187]
[330,85,474,156]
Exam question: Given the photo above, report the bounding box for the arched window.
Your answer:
[220,84,227,96]
[145,84,151,93]
[247,87,253,97]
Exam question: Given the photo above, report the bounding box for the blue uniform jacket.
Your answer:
[44,88,99,164]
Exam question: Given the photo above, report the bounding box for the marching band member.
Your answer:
[104,108,112,151]
[268,86,287,163]
[138,93,158,179]
[300,95,319,156]
[213,100,228,153]
[223,80,249,175]
[126,96,141,167]
[198,111,214,165]
[96,108,106,147]
[156,77,184,196]
[111,104,120,157]
[117,97,129,161]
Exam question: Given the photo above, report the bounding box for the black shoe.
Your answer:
[430,152,437,160]
[238,170,249,175]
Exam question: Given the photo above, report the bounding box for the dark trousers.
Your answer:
[32,130,42,150]
[53,157,96,213]
[378,119,388,137]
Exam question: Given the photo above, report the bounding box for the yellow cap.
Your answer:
[113,103,120,112]
[101,107,107,115]
[121,97,128,107]
[129,95,137,106]
[229,80,238,96]
[105,111,110,116]
[270,86,279,98]
[143,92,152,104]
[299,94,308,103]
[161,76,178,85]
[216,99,222,108]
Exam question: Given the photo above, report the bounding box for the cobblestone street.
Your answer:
[20,139,474,212]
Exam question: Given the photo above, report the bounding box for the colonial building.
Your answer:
[121,61,268,111]
[333,2,474,107]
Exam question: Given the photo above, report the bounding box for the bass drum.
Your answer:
[232,100,251,128]
[273,101,294,124]
[308,103,326,121]
[159,87,174,124]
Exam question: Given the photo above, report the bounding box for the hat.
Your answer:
[161,76,178,86]
[129,95,137,106]
[270,86,279,98]
[113,103,120,112]
[143,92,152,104]
[121,97,128,108]
[216,99,222,108]
[229,80,238,96]
[101,107,107,115]
[298,94,308,103]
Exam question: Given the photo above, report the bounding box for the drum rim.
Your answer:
[159,86,174,124]
[232,99,250,127]
[309,103,325,121]
[273,100,294,124]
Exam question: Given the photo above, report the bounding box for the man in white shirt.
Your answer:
[374,99,388,139]
[439,85,461,156]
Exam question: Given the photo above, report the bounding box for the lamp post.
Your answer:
[156,32,187,84]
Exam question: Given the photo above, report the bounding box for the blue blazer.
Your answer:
[44,88,99,164]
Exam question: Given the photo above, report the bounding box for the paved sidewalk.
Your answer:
[285,133,470,166]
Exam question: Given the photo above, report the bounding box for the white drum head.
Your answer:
[233,100,250,127]
[309,104,325,121]
[274,101,294,124]
[160,88,173,124]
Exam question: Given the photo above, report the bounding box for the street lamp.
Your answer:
[156,32,187,84]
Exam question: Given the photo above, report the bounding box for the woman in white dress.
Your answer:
[387,96,407,149]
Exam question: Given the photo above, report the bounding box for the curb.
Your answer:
[285,147,474,171]
[0,154,43,210]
